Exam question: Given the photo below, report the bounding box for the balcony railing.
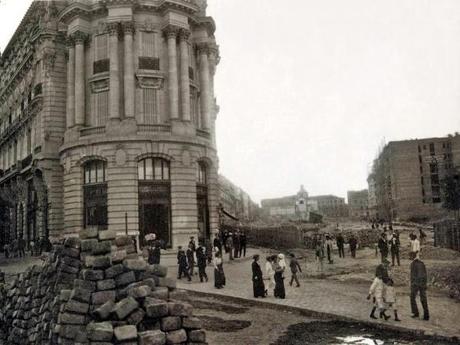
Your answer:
[80,126,106,137]
[138,124,171,133]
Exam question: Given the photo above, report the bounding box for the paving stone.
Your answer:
[138,330,166,345]
[149,287,169,300]
[99,230,117,241]
[59,324,86,339]
[92,241,112,255]
[94,300,115,320]
[112,250,127,263]
[115,236,133,246]
[182,317,203,330]
[65,299,90,314]
[92,290,116,305]
[115,271,136,287]
[64,237,81,249]
[87,322,113,341]
[60,289,72,302]
[160,316,182,331]
[114,325,137,341]
[63,255,82,268]
[81,239,98,252]
[59,312,86,325]
[93,256,112,269]
[105,264,125,279]
[188,329,206,343]
[127,285,151,299]
[168,301,193,317]
[165,329,187,344]
[70,288,92,303]
[123,259,148,271]
[113,297,139,320]
[62,247,80,259]
[149,264,168,278]
[144,298,169,318]
[97,279,116,291]
[82,269,104,281]
[126,308,145,325]
[80,228,98,239]
[157,277,176,290]
[74,279,96,292]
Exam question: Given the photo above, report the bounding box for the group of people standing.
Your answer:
[2,237,52,259]
[313,232,358,272]
[219,230,247,261]
[377,227,401,266]
[177,236,210,284]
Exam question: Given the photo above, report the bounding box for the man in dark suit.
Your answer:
[410,255,429,321]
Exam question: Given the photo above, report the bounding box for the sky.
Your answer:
[1,0,460,203]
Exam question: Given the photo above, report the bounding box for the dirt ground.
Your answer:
[186,293,458,345]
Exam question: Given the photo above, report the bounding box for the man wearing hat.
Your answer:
[410,254,429,320]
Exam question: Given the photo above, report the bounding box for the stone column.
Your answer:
[198,44,210,130]
[108,23,120,121]
[164,26,179,120]
[66,38,75,129]
[123,22,135,119]
[73,32,87,127]
[179,29,191,121]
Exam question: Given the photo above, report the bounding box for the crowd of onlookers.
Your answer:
[2,237,52,259]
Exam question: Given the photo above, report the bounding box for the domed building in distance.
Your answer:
[0,0,220,249]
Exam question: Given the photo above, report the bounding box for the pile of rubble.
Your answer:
[0,228,207,345]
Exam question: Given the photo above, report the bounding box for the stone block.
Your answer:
[160,316,182,332]
[74,279,96,292]
[128,285,151,299]
[168,301,193,317]
[92,241,112,255]
[182,317,202,330]
[59,325,86,339]
[97,279,116,291]
[168,289,189,302]
[82,269,104,281]
[64,237,81,249]
[116,271,136,287]
[70,288,92,303]
[62,247,80,259]
[115,236,133,247]
[93,255,112,269]
[149,287,169,300]
[81,239,98,252]
[60,289,72,302]
[166,329,187,344]
[105,264,125,278]
[144,298,169,318]
[113,297,139,320]
[188,330,206,343]
[94,300,115,320]
[87,322,113,341]
[65,299,89,314]
[157,277,176,290]
[114,325,137,341]
[126,308,145,325]
[112,250,127,263]
[92,290,116,305]
[123,259,148,271]
[59,312,86,325]
[149,264,168,277]
[138,330,166,345]
[63,255,82,268]
[142,278,157,290]
[99,230,117,241]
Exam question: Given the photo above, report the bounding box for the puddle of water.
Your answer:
[335,335,384,345]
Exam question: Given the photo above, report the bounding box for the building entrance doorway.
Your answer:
[139,182,171,248]
[197,186,210,242]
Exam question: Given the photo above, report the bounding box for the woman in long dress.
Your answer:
[252,255,266,298]
[265,256,275,295]
[214,251,225,289]
[274,256,286,299]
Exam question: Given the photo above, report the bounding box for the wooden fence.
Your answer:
[434,220,460,252]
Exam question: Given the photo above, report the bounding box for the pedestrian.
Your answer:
[213,235,222,255]
[367,271,390,320]
[189,236,196,253]
[409,233,420,260]
[384,278,401,321]
[315,241,325,272]
[274,256,286,299]
[265,255,275,295]
[3,243,9,259]
[233,231,241,259]
[336,232,345,258]
[375,259,390,283]
[389,231,400,266]
[288,253,302,287]
[378,233,389,263]
[177,246,191,281]
[252,254,266,298]
[205,240,213,265]
[18,238,25,258]
[214,251,225,289]
[186,244,195,277]
[278,253,287,271]
[196,245,208,283]
[349,234,358,258]
[325,235,334,264]
[150,241,161,265]
[410,254,429,320]
[419,228,427,245]
[226,233,234,261]
[240,231,247,257]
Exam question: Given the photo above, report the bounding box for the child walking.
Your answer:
[384,278,401,321]
[367,273,390,320]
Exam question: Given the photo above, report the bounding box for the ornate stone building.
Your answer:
[0,0,220,249]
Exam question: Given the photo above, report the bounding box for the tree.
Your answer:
[441,170,460,221]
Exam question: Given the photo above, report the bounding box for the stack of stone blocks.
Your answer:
[0,228,207,345]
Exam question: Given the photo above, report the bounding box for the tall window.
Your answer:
[196,162,210,241]
[138,158,170,181]
[142,88,159,124]
[197,162,207,185]
[92,91,109,126]
[93,34,109,74]
[83,161,108,229]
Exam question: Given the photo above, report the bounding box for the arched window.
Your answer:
[138,158,170,181]
[83,160,107,229]
[197,162,207,185]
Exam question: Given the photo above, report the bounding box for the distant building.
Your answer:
[308,195,349,218]
[218,175,259,222]
[369,135,460,221]
[367,173,378,219]
[261,185,311,221]
[347,189,369,219]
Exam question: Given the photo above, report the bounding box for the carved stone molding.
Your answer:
[136,72,165,89]
[163,25,180,39]
[122,21,135,35]
[178,29,191,42]
[71,31,89,45]
[89,73,110,93]
[107,22,121,36]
